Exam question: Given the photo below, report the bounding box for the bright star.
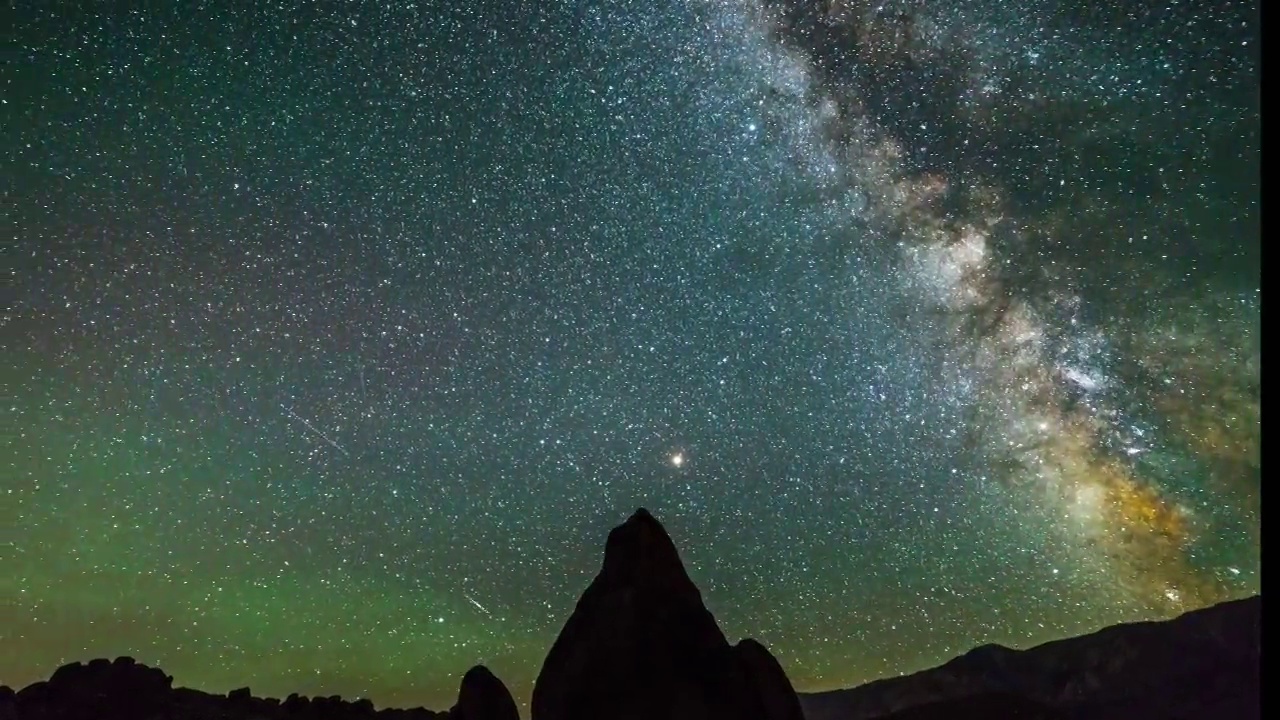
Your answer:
[670,453,684,468]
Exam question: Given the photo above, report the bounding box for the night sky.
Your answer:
[6,0,1259,712]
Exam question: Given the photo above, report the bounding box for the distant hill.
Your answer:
[799,595,1259,720]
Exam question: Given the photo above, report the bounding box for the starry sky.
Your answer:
[5,0,1260,712]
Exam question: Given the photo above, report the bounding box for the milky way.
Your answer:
[6,0,1259,710]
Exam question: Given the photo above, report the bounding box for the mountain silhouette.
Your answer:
[799,595,1260,720]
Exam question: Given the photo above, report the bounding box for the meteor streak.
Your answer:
[464,593,491,617]
[282,405,350,457]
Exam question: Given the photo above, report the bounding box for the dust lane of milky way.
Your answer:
[6,0,1259,710]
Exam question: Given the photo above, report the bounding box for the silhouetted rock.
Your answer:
[449,665,519,720]
[734,638,807,720]
[11,657,174,720]
[282,691,309,713]
[4,509,1260,720]
[0,686,16,720]
[799,595,1261,720]
[7,655,452,719]
[531,507,804,720]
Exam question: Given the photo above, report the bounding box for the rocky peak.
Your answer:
[595,508,699,599]
[531,508,804,720]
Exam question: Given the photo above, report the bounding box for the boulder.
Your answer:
[450,665,519,720]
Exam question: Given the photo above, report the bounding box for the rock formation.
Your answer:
[0,508,1260,720]
[530,508,805,720]
[450,666,519,720]
[0,655,517,720]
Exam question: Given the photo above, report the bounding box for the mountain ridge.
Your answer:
[798,594,1260,720]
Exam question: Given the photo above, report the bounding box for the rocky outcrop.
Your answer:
[0,655,519,720]
[799,595,1261,720]
[450,666,519,720]
[733,638,809,720]
[4,657,175,720]
[530,508,804,720]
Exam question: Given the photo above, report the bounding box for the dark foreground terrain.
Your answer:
[799,594,1260,720]
[1,510,1260,720]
